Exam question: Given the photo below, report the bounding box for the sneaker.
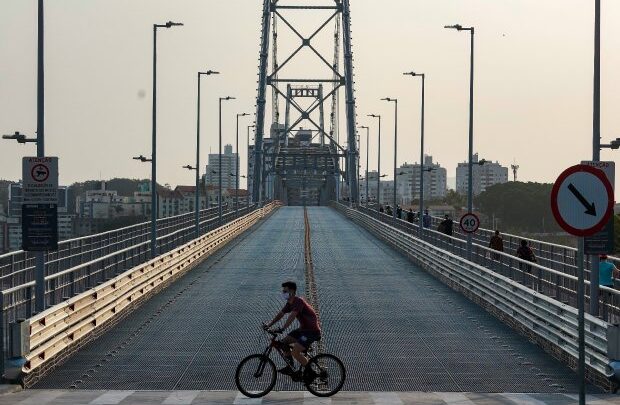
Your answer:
[277,365,295,376]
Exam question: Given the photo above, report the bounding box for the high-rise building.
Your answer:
[397,155,447,205]
[205,144,238,191]
[456,153,509,196]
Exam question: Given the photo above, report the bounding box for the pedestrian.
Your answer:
[406,208,414,223]
[379,204,384,214]
[516,239,536,272]
[439,215,453,237]
[599,255,619,288]
[385,205,393,216]
[489,230,504,261]
[396,205,402,219]
[422,209,431,229]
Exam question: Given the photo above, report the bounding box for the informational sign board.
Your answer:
[22,204,58,251]
[22,157,58,204]
[459,213,480,234]
[551,164,614,237]
[581,161,615,254]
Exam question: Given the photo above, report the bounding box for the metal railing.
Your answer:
[10,203,279,384]
[0,204,237,290]
[364,202,620,278]
[0,203,258,375]
[357,205,620,324]
[336,203,611,383]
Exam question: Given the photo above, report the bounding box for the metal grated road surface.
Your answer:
[33,207,598,393]
[34,207,309,390]
[306,207,597,393]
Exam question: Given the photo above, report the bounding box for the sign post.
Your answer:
[22,156,59,312]
[551,164,614,405]
[459,212,480,234]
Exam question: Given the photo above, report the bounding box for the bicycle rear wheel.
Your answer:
[235,354,277,398]
[304,353,346,397]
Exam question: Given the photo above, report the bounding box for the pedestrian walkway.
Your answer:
[2,390,620,405]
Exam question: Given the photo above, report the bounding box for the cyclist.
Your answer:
[263,281,321,379]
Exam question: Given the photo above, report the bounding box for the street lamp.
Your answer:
[2,131,37,144]
[601,138,620,149]
[236,113,250,217]
[404,71,426,237]
[368,114,382,207]
[247,124,256,197]
[381,98,398,218]
[133,155,152,163]
[218,96,235,224]
[151,20,183,259]
[445,23,475,258]
[195,69,219,238]
[358,125,370,206]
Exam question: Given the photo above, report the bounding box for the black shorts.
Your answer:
[288,329,321,349]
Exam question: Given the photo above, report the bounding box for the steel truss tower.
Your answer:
[253,0,359,205]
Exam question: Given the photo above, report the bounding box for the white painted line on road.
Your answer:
[435,392,477,405]
[163,391,200,405]
[371,392,404,405]
[501,393,549,405]
[17,390,65,405]
[564,394,614,404]
[304,391,331,404]
[89,391,135,405]
[233,392,263,404]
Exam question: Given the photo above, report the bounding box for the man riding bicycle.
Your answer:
[263,281,321,378]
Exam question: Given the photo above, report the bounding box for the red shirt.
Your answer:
[282,296,321,332]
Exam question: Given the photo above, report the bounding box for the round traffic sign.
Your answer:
[551,164,614,237]
[31,164,50,183]
[460,213,480,233]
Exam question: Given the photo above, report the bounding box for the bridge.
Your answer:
[2,1,619,404]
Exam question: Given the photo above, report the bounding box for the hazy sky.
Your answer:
[1,0,620,192]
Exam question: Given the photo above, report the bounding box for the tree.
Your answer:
[475,182,561,234]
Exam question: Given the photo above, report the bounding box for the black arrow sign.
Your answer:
[567,183,597,216]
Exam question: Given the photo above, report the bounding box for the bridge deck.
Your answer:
[33,207,595,393]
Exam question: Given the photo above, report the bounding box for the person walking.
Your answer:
[406,208,414,223]
[385,205,393,216]
[396,205,403,220]
[379,204,384,214]
[422,209,431,229]
[516,239,536,272]
[439,215,454,237]
[489,230,504,261]
[599,255,619,288]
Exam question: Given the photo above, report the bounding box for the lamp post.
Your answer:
[151,20,183,259]
[218,96,235,224]
[195,70,219,238]
[368,114,381,206]
[445,23,474,258]
[381,98,398,218]
[247,124,255,199]
[404,71,426,237]
[236,113,250,217]
[358,126,370,205]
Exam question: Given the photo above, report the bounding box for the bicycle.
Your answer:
[235,328,346,398]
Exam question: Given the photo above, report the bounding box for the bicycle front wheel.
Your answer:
[235,354,277,398]
[304,353,346,397]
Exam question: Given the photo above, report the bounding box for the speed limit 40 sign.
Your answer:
[460,213,480,234]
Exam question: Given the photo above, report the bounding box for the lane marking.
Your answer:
[304,391,332,404]
[501,393,550,405]
[435,392,477,405]
[371,392,404,404]
[233,392,263,404]
[564,394,614,404]
[89,391,135,404]
[163,391,200,405]
[17,391,65,405]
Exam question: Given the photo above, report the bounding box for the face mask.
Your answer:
[281,292,290,301]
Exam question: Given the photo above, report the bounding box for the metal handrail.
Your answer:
[337,203,611,382]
